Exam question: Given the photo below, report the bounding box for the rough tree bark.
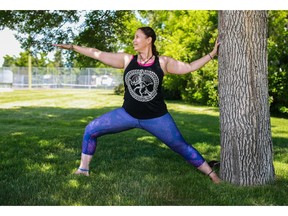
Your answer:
[218,10,275,186]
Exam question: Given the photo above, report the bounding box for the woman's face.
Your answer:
[133,29,151,52]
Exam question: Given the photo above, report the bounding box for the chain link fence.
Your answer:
[0,67,123,89]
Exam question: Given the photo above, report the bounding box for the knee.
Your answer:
[84,123,92,136]
[84,120,100,138]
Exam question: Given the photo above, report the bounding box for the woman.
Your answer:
[53,26,221,183]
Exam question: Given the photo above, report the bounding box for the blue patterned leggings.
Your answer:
[82,108,205,167]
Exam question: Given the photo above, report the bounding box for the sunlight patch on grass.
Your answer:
[79,119,89,123]
[62,100,99,109]
[78,116,94,124]
[137,136,157,144]
[158,143,168,149]
[167,102,219,116]
[40,163,53,172]
[274,161,288,179]
[46,114,58,118]
[39,140,50,147]
[0,100,54,108]
[64,148,78,154]
[0,89,123,109]
[274,148,288,163]
[271,117,288,138]
[99,172,113,180]
[26,162,53,173]
[68,179,80,188]
[112,194,122,204]
[11,132,25,136]
[45,153,57,160]
[0,103,27,109]
[193,142,221,159]
[137,136,169,150]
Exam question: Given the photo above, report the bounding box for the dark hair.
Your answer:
[138,26,159,56]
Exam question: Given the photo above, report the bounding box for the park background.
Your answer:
[0,6,288,213]
[1,10,287,117]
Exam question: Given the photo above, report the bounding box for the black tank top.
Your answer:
[122,55,168,119]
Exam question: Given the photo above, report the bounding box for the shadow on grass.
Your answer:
[0,106,287,205]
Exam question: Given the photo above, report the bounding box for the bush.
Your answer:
[114,83,125,95]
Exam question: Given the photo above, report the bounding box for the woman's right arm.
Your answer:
[53,44,132,69]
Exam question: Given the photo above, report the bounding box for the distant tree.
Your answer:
[268,10,288,116]
[2,55,15,67]
[71,10,136,68]
[2,51,49,67]
[0,10,136,68]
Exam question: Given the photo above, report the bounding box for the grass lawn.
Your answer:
[0,89,287,206]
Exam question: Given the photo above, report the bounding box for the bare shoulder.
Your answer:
[159,55,170,63]
[117,52,133,69]
[159,55,174,74]
[117,52,133,60]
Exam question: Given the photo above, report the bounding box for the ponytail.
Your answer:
[152,44,159,56]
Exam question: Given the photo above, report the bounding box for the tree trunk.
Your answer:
[218,10,275,186]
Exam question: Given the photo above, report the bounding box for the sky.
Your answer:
[0,28,23,66]
[0,0,286,67]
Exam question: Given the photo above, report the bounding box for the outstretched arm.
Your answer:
[161,38,220,75]
[53,44,132,69]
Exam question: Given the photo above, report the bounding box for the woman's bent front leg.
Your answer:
[75,108,138,175]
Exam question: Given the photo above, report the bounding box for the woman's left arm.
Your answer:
[162,39,220,75]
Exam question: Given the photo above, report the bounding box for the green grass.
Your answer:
[0,89,287,206]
